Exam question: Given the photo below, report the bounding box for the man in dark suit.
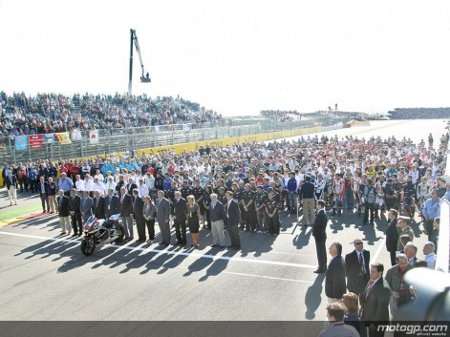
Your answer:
[171,191,187,245]
[300,175,315,228]
[385,209,399,266]
[104,188,120,218]
[345,238,370,298]
[92,190,105,219]
[68,188,82,236]
[57,189,71,235]
[325,242,346,301]
[225,191,241,250]
[125,178,138,196]
[80,190,93,223]
[38,176,50,213]
[312,199,328,273]
[156,189,171,246]
[119,186,134,241]
[132,188,146,242]
[360,262,391,337]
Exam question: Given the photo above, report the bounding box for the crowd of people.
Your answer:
[2,130,448,246]
[2,130,448,333]
[0,92,224,137]
[317,215,439,336]
[388,107,450,120]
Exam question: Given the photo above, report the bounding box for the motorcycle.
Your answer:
[80,214,124,256]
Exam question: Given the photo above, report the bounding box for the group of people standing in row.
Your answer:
[313,199,438,337]
[1,132,448,251]
[44,183,243,250]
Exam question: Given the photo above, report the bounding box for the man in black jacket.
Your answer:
[132,188,145,242]
[312,199,328,273]
[104,188,120,218]
[119,186,134,241]
[385,209,399,266]
[92,190,105,219]
[68,188,82,236]
[300,175,315,228]
[225,191,241,250]
[171,191,187,246]
[125,178,138,196]
[325,242,346,301]
[360,262,391,337]
[57,189,71,235]
[345,238,370,298]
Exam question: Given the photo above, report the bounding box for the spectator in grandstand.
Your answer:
[0,91,225,137]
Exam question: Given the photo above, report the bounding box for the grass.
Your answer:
[0,202,42,222]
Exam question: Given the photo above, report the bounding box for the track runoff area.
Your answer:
[0,119,447,322]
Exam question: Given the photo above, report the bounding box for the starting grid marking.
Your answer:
[0,230,317,272]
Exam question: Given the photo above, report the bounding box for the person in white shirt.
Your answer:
[138,177,149,197]
[75,174,85,192]
[84,174,94,193]
[144,172,155,190]
[93,177,105,196]
[104,176,116,192]
[422,241,437,269]
[94,169,104,183]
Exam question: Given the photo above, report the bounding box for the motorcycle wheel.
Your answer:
[80,237,96,256]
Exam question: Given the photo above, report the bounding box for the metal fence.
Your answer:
[0,117,346,164]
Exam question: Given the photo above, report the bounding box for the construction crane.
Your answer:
[128,29,151,96]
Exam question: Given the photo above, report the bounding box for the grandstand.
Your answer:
[0,92,225,137]
[260,109,368,122]
[388,107,450,119]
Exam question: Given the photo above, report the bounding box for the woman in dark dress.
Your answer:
[203,185,213,230]
[265,191,279,235]
[142,196,156,244]
[186,195,201,248]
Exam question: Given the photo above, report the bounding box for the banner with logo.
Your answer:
[28,134,43,149]
[44,133,56,144]
[71,129,83,141]
[89,130,99,143]
[15,135,28,151]
[55,132,72,144]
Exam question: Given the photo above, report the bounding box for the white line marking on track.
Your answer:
[0,230,317,270]
[372,235,386,263]
[224,271,313,284]
[269,250,316,257]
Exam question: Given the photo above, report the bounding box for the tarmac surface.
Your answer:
[0,119,447,321]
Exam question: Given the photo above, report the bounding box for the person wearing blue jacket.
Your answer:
[422,190,440,242]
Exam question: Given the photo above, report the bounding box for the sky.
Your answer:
[0,0,449,116]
